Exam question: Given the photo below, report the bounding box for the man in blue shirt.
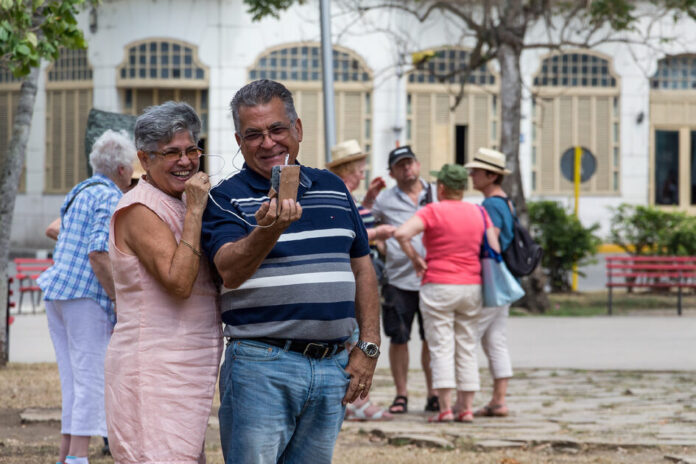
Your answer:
[202,79,381,463]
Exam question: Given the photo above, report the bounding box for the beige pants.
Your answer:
[478,304,513,379]
[419,283,482,391]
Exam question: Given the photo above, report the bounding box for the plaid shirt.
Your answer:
[38,173,122,322]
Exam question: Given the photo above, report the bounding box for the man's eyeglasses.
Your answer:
[149,146,203,162]
[241,125,292,147]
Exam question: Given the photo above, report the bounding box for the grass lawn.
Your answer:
[512,289,696,317]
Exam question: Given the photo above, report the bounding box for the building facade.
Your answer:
[6,0,696,248]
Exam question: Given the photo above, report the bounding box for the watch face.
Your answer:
[364,343,379,357]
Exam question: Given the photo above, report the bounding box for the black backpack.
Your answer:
[493,196,543,277]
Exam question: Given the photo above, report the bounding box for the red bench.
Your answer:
[13,258,53,313]
[606,256,696,316]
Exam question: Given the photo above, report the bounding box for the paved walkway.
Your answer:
[344,366,696,452]
[10,310,696,369]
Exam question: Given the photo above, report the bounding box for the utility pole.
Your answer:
[319,0,336,163]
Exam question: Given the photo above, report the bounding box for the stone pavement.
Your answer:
[341,366,696,453]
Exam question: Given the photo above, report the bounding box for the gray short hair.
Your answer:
[134,101,201,152]
[230,79,298,133]
[89,129,137,176]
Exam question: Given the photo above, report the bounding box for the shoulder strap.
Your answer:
[491,195,517,220]
[62,182,109,218]
[423,182,434,205]
[477,205,487,238]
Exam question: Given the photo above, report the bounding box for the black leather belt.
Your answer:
[253,337,345,359]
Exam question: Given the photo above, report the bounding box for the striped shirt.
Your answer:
[202,163,370,342]
[37,174,122,322]
[358,204,375,230]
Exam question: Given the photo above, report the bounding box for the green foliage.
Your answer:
[0,0,96,77]
[609,204,696,256]
[528,201,601,292]
[587,0,636,31]
[243,0,305,22]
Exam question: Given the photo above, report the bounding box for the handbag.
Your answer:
[478,206,525,307]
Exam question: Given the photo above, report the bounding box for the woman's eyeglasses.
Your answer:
[149,146,203,162]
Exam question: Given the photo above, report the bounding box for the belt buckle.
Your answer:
[303,342,329,359]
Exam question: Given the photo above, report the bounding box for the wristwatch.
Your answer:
[356,340,380,359]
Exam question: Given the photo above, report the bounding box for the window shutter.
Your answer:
[342,91,362,142]
[472,95,489,157]
[432,94,451,173]
[595,97,610,191]
[299,90,320,167]
[558,97,573,191]
[413,93,432,173]
[540,99,556,193]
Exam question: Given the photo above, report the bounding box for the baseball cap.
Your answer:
[388,145,417,169]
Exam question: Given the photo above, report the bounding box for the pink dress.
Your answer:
[105,179,222,464]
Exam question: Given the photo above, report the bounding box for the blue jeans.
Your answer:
[219,339,350,464]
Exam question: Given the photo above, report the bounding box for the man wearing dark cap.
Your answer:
[364,146,438,414]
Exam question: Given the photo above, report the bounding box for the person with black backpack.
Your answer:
[465,147,516,418]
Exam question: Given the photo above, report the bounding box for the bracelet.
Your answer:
[180,239,202,257]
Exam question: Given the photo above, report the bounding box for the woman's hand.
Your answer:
[362,176,386,208]
[411,255,427,278]
[185,172,211,214]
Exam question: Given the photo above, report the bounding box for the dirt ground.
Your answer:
[1,363,694,464]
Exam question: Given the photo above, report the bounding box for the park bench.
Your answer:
[606,255,696,316]
[13,258,53,313]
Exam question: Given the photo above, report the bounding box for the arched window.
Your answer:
[249,45,371,83]
[248,43,373,180]
[650,55,696,89]
[406,47,499,181]
[650,54,696,210]
[117,39,209,155]
[533,52,616,87]
[408,48,496,86]
[531,51,620,195]
[45,48,94,193]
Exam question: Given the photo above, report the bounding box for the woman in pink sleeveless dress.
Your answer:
[105,102,222,464]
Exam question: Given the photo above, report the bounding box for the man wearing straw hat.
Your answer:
[366,145,439,415]
[465,147,515,418]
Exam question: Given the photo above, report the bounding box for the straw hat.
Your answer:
[464,148,511,175]
[327,139,368,169]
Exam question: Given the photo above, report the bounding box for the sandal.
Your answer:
[428,409,454,423]
[473,403,509,417]
[388,395,408,414]
[345,400,393,421]
[455,410,474,423]
[424,395,440,412]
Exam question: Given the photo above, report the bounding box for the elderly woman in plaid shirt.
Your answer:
[38,129,136,464]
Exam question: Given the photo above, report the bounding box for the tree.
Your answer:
[0,0,97,366]
[244,0,696,312]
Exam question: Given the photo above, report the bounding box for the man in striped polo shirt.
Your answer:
[202,79,381,464]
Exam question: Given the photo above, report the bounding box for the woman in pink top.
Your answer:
[105,102,222,463]
[395,164,500,423]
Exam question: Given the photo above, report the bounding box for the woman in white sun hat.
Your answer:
[465,147,515,418]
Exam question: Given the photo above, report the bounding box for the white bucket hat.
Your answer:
[327,139,368,169]
[464,147,511,175]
